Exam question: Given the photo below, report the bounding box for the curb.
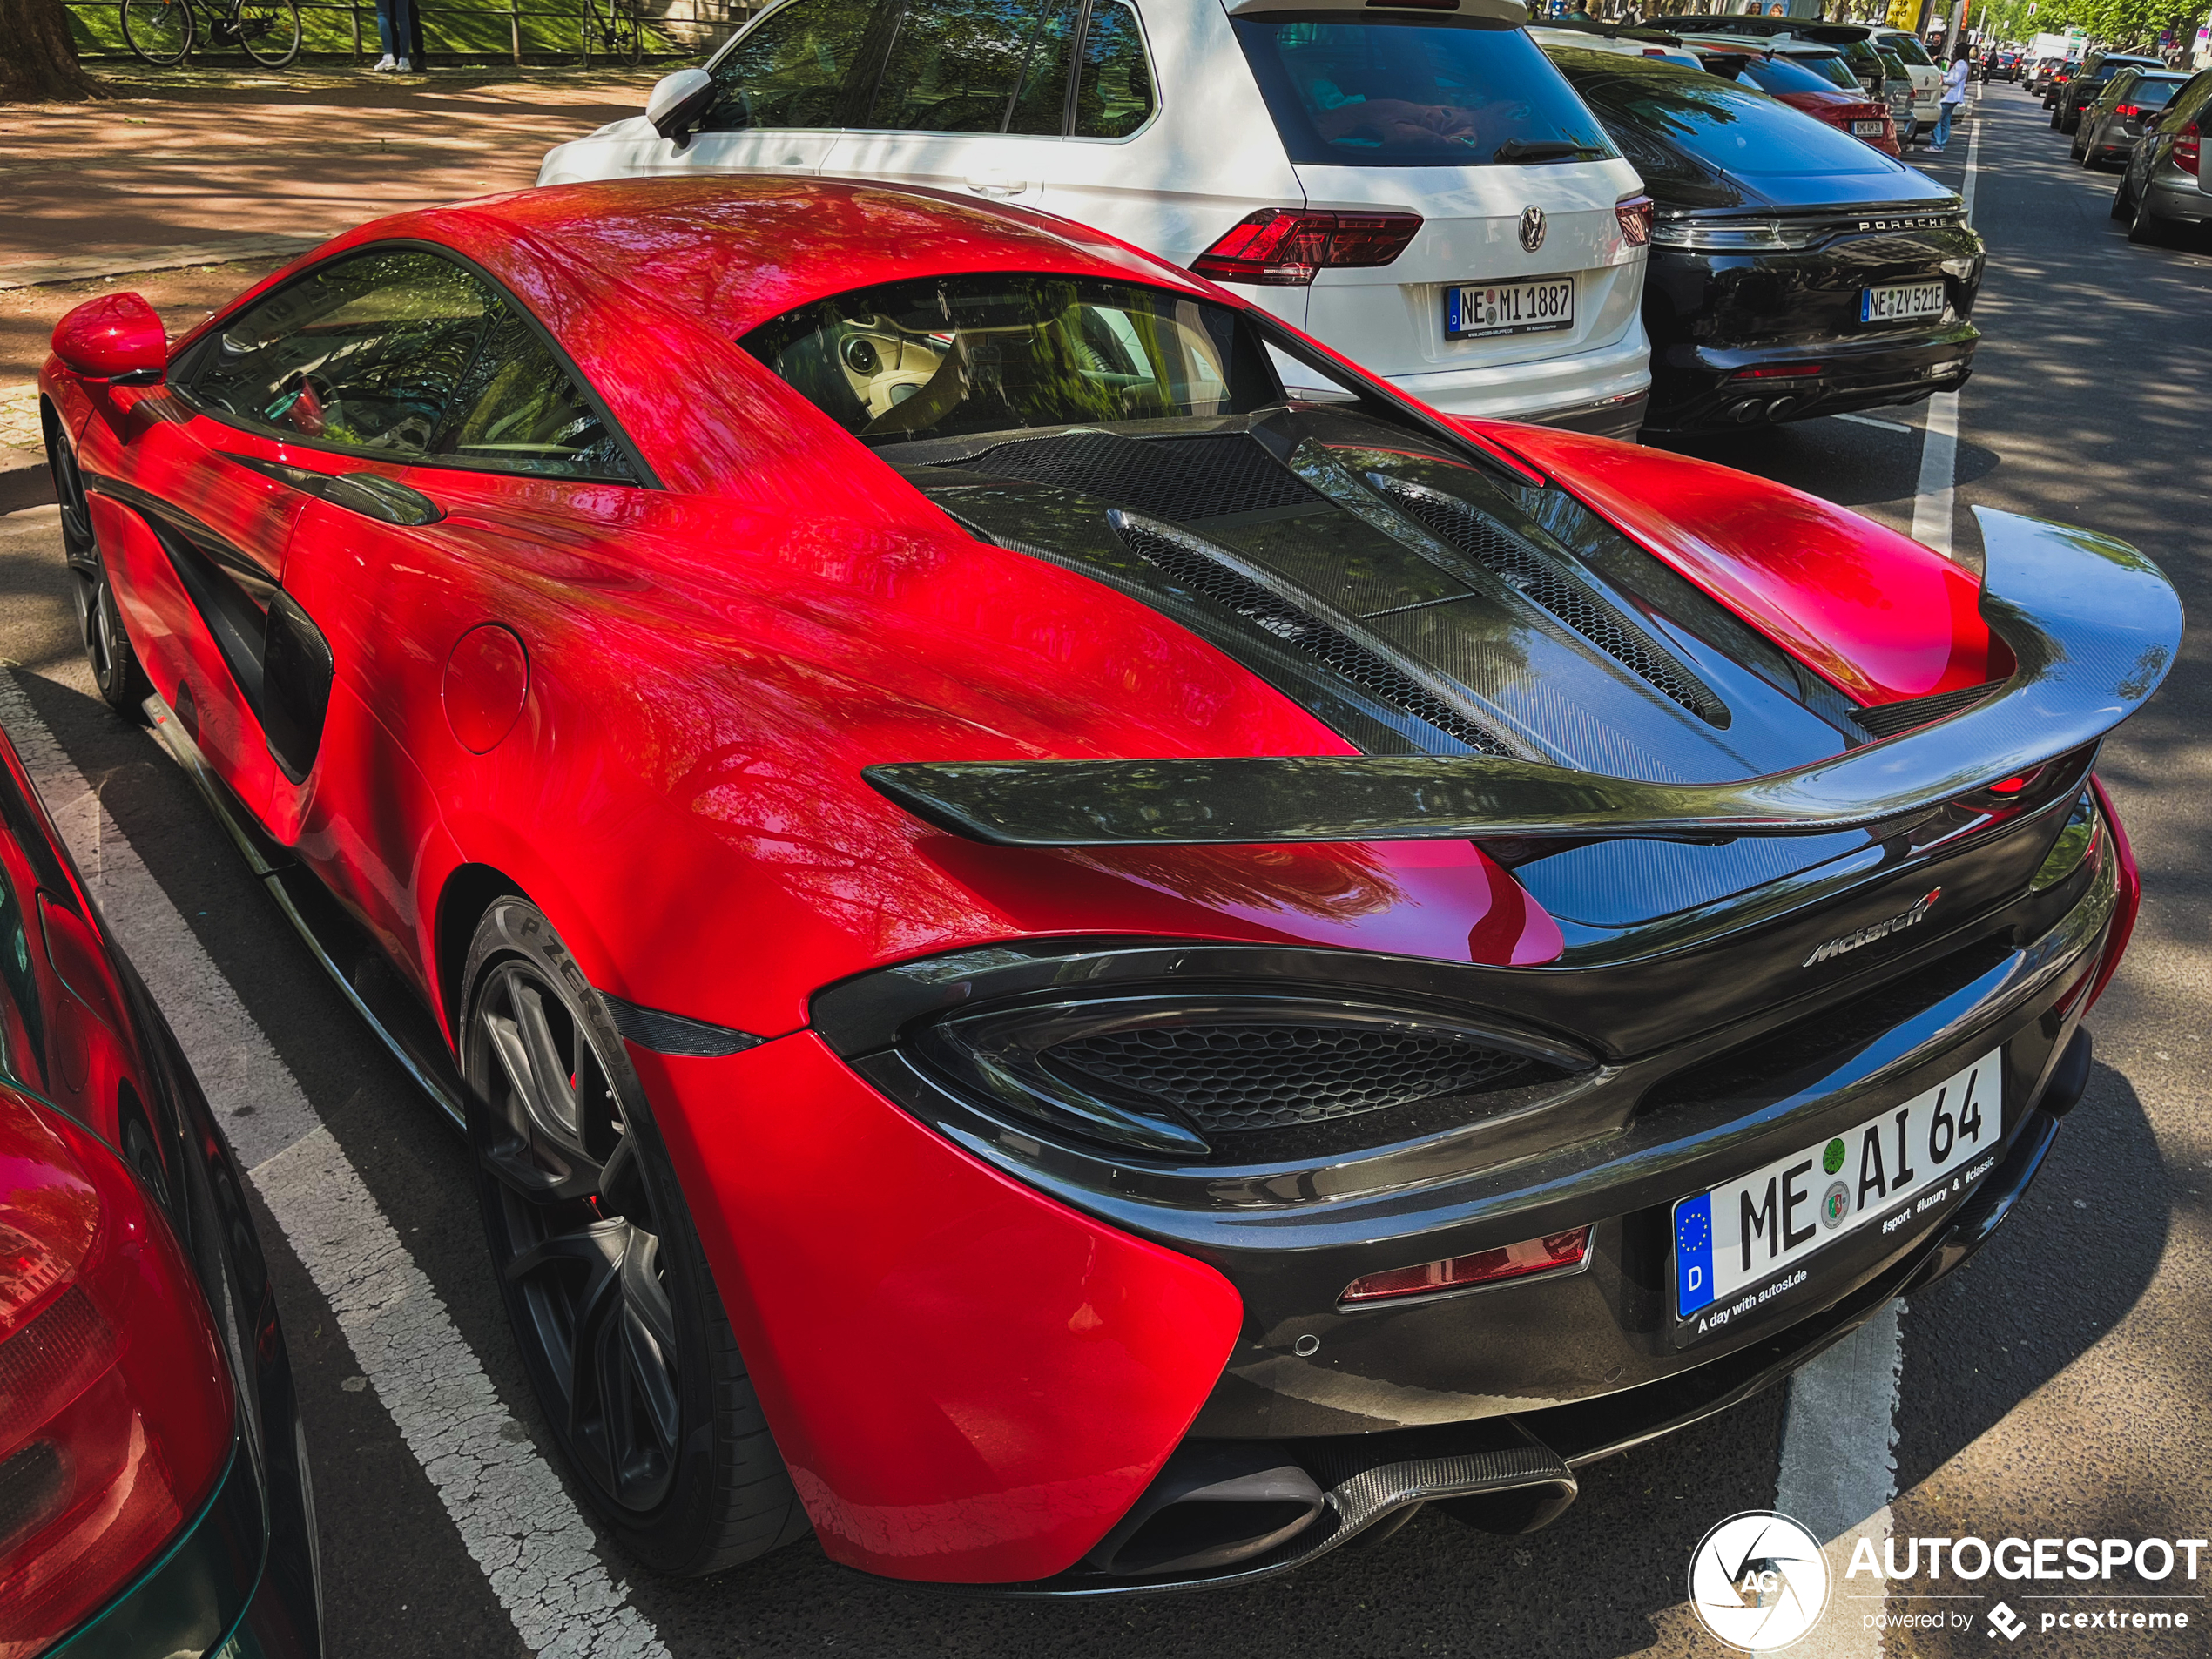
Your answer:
[2,458,56,516]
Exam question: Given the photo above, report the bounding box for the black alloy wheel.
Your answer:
[47,418,151,717]
[460,898,807,1574]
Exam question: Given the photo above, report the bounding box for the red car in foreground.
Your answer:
[37,176,2175,1594]
[1693,42,1904,155]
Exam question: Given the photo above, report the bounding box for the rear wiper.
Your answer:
[1494,138,1601,162]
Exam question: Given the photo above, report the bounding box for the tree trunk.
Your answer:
[0,0,109,101]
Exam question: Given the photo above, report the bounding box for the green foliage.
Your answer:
[1977,0,2199,50]
[63,0,680,60]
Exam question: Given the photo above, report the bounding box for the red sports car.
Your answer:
[37,176,2177,1594]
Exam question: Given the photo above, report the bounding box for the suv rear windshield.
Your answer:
[738,274,1280,444]
[1233,17,1616,167]
[1874,31,1933,67]
[2123,75,2188,109]
[1565,57,1900,177]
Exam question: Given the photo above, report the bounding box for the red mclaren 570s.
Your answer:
[38,176,2178,1594]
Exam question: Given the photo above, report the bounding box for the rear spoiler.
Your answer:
[864,509,2182,847]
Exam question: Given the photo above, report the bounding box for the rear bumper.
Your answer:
[1386,323,1653,428]
[2145,170,2212,223]
[1645,320,1978,431]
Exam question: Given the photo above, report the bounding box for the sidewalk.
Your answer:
[3,64,659,506]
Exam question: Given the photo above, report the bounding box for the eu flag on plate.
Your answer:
[1676,1194,1714,1316]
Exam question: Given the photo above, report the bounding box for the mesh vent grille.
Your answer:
[1116,519,1511,755]
[968,432,1322,522]
[1850,680,1998,740]
[1375,477,1730,728]
[1043,1023,1536,1133]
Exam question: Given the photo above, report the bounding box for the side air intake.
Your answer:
[1112,515,1512,756]
[1371,475,1731,729]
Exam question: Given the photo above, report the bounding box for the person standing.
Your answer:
[372,0,413,70]
[1933,47,1970,148]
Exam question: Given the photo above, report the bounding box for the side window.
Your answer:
[189,250,491,458]
[1072,0,1154,138]
[705,0,880,132]
[867,0,1076,134]
[0,855,46,1093]
[431,311,637,482]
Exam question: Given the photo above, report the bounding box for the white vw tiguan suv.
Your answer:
[537,0,1656,437]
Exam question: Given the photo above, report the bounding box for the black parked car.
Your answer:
[0,719,322,1659]
[1543,47,1982,433]
[1980,49,2021,82]
[2073,67,2192,166]
[2113,65,2212,244]
[2053,51,2164,131]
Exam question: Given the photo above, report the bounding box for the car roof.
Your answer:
[410,176,1213,341]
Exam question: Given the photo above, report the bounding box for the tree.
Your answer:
[0,0,108,101]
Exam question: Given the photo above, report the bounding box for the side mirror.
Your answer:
[51,292,165,385]
[646,68,716,146]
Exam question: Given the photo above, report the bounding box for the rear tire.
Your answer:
[2113,177,2135,219]
[461,898,809,1575]
[2128,192,2174,246]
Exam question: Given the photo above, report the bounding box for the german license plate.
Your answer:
[1446,278,1575,341]
[1862,280,1946,322]
[1852,118,1888,136]
[1673,1049,2001,1334]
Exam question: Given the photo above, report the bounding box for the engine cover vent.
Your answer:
[1850,679,2000,741]
[1372,475,1731,730]
[968,431,1323,523]
[1112,516,1512,755]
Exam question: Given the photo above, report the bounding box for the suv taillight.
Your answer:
[0,1089,233,1657]
[1191,209,1422,286]
[1615,194,1655,247]
[2175,122,2202,174]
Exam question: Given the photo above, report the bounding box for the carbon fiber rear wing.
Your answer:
[864,509,2182,847]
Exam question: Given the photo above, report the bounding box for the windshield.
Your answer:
[738,274,1281,445]
[1784,51,1862,90]
[1712,53,1855,98]
[2124,77,2187,109]
[1233,17,1616,167]
[1877,31,1933,66]
[1566,58,1902,177]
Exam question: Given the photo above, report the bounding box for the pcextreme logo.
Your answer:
[1803,887,1940,968]
[1688,1512,1830,1651]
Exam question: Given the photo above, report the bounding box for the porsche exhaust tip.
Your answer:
[1084,1444,1325,1577]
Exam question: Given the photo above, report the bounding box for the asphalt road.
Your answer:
[1,81,2205,1659]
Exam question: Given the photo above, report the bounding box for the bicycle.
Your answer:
[121,0,304,66]
[577,0,644,67]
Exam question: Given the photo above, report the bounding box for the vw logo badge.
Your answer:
[1519,205,1547,253]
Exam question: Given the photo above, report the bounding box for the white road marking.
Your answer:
[1832,412,1916,434]
[1910,106,1982,563]
[1766,86,1986,1655]
[0,665,671,1659]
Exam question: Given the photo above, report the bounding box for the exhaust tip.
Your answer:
[1084,1443,1326,1577]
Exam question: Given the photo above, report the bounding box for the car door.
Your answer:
[655,0,889,180]
[273,270,652,970]
[820,0,1077,210]
[143,249,496,840]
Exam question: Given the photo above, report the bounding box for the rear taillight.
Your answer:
[1341,1227,1591,1305]
[2114,104,2142,118]
[1615,194,1655,247]
[0,1089,233,1659]
[2175,122,2201,175]
[1191,210,1422,287]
